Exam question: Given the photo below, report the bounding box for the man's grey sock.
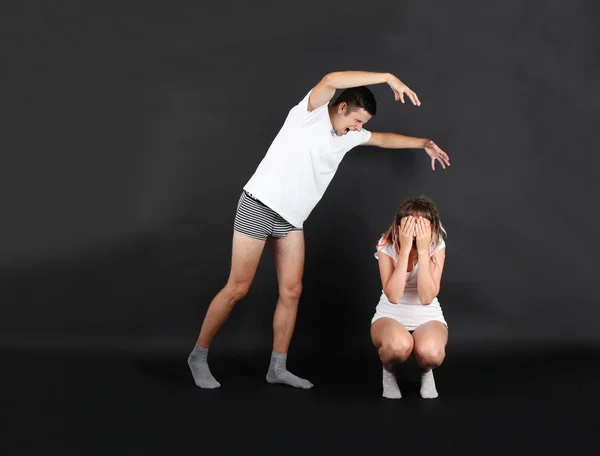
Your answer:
[266,352,313,389]
[187,345,221,389]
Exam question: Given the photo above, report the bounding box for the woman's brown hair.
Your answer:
[377,195,446,260]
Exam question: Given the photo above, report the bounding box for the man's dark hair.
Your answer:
[331,86,377,116]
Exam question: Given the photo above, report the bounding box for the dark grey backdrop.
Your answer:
[1,0,598,358]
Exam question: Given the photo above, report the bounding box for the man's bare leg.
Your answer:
[188,231,266,388]
[265,231,313,389]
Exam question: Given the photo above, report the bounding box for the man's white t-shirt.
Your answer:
[243,89,372,228]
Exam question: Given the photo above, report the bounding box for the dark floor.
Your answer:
[2,345,599,455]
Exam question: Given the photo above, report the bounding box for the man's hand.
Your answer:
[424,140,451,170]
[387,75,421,106]
[415,217,432,255]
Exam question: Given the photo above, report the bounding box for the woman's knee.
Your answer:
[415,343,446,367]
[381,335,414,362]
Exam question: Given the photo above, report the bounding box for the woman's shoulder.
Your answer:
[429,236,446,255]
[374,237,396,260]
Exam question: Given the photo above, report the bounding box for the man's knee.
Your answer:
[279,282,302,302]
[225,280,251,302]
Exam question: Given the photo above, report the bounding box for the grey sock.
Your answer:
[266,352,313,389]
[187,345,220,389]
[382,367,402,399]
[420,369,438,399]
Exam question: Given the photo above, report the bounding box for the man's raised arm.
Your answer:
[308,71,421,112]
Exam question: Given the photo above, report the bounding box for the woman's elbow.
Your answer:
[419,292,436,306]
[384,291,401,304]
[419,291,439,306]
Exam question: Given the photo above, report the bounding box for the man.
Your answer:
[188,70,451,389]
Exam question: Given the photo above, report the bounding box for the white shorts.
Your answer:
[371,302,448,332]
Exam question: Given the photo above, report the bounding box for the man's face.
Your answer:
[332,103,372,136]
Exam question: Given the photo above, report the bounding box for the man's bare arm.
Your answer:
[363,132,451,170]
[307,71,420,112]
[363,132,428,149]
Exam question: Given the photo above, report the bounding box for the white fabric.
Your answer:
[243,89,371,228]
[371,236,447,330]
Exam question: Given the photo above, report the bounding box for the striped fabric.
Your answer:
[233,191,302,241]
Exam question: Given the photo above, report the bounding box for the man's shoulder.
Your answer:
[282,99,329,129]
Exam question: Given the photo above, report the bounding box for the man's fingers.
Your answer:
[393,84,420,105]
[413,91,421,106]
[408,91,419,106]
[427,144,451,169]
[438,149,451,166]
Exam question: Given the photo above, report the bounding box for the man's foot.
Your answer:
[266,352,313,389]
[188,345,221,389]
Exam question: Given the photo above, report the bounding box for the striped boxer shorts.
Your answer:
[233,190,302,241]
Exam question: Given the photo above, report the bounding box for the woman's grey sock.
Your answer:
[382,367,402,399]
[420,369,438,399]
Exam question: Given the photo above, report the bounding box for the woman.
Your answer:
[370,196,448,399]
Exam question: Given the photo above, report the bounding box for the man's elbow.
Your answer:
[379,133,390,148]
[369,132,393,149]
[321,72,337,88]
